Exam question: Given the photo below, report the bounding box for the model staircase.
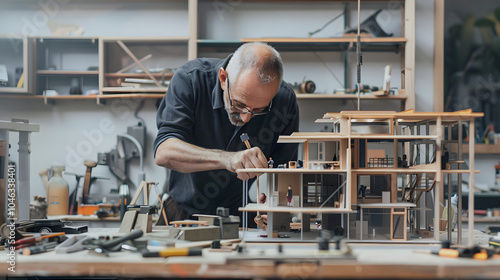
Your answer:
[402,173,435,204]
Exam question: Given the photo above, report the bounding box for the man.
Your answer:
[154,42,299,224]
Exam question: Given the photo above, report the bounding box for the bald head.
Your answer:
[226,42,283,86]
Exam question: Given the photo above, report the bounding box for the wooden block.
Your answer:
[418,229,433,237]
[119,210,139,233]
[168,226,221,241]
[170,220,209,227]
[193,214,217,225]
[134,213,152,233]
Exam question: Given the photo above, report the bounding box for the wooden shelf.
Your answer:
[99,93,165,99]
[101,36,190,43]
[0,94,40,99]
[236,168,347,173]
[350,135,437,140]
[296,93,407,99]
[441,170,481,174]
[43,95,97,100]
[460,144,500,154]
[104,73,174,78]
[37,70,99,75]
[239,203,353,213]
[462,216,500,223]
[101,87,167,93]
[242,37,407,43]
[198,37,406,52]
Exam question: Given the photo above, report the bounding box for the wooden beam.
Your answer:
[404,0,416,110]
[434,0,445,112]
[188,0,198,60]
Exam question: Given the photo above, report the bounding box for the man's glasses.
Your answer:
[227,78,272,117]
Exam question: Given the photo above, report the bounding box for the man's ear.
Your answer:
[218,67,227,89]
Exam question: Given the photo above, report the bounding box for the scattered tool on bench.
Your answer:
[13,232,65,246]
[55,228,144,256]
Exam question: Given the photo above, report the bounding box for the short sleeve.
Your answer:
[154,68,195,157]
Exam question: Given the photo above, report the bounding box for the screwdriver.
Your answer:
[430,247,490,260]
[142,247,202,258]
[13,232,65,246]
[21,242,59,255]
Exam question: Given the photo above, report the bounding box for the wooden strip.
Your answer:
[241,37,407,43]
[434,0,445,112]
[116,54,153,74]
[37,70,99,75]
[116,40,162,87]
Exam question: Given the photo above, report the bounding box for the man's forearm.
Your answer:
[155,138,229,173]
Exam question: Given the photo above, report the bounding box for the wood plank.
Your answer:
[236,168,347,174]
[0,95,42,99]
[105,73,174,78]
[99,94,165,99]
[43,95,97,100]
[239,203,353,213]
[37,70,99,75]
[434,0,445,112]
[322,111,484,121]
[457,144,500,154]
[101,36,190,42]
[355,202,415,208]
[241,37,407,43]
[295,93,407,99]
[102,87,167,93]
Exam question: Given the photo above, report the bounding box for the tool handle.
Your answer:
[100,229,143,250]
[243,141,251,149]
[142,247,202,258]
[438,248,459,258]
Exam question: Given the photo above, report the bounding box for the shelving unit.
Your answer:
[99,37,189,98]
[196,0,415,111]
[0,35,31,94]
[33,37,100,99]
[0,0,415,110]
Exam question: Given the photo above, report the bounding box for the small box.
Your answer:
[418,229,433,237]
[382,191,391,203]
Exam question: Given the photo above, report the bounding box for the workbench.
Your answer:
[1,228,499,279]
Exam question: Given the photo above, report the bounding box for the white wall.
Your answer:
[0,1,438,202]
[0,98,167,202]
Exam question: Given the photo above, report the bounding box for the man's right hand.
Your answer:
[224,147,268,180]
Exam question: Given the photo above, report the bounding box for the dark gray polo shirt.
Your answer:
[154,55,299,217]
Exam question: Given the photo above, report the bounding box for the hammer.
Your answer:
[240,133,251,149]
[82,160,98,204]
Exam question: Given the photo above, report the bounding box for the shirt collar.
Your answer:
[212,54,233,110]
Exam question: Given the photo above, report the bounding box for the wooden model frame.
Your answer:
[238,109,483,245]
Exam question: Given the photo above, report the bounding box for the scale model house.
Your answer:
[239,109,483,244]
